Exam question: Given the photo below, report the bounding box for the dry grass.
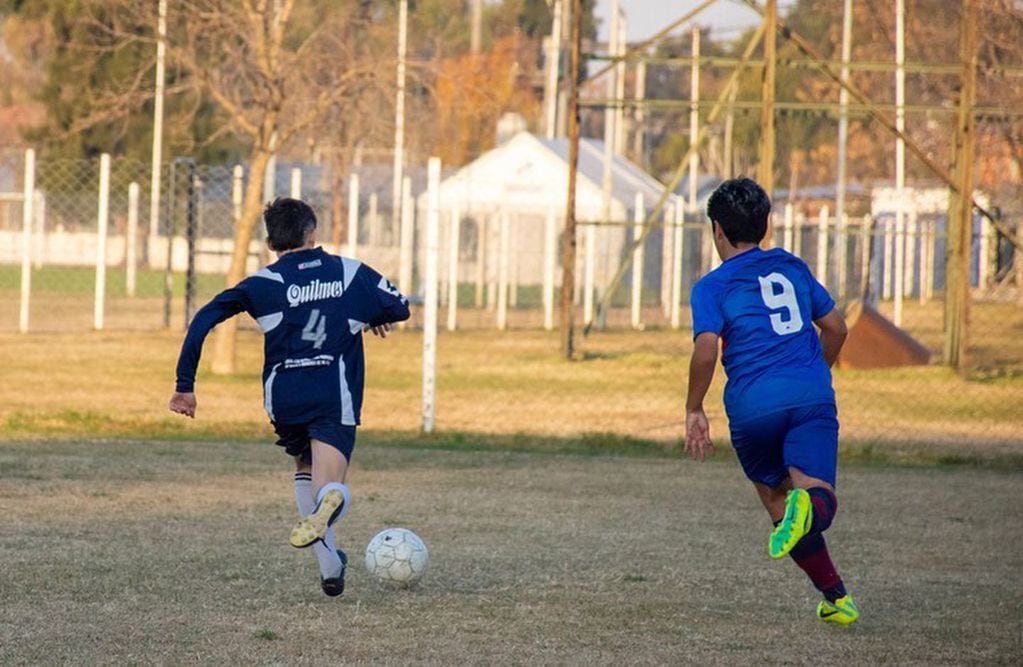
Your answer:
[1,439,1020,664]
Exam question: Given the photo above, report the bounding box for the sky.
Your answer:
[593,0,799,43]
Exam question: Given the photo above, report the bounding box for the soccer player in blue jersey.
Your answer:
[683,178,858,625]
[168,198,410,597]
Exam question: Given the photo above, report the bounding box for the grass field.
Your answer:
[1,439,1020,663]
[1,324,1020,662]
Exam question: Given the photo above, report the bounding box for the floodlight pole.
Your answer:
[893,0,906,327]
[561,0,582,360]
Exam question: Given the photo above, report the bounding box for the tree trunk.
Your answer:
[209,146,274,375]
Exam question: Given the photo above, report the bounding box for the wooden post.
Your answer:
[758,0,777,246]
[944,0,977,371]
[561,0,582,358]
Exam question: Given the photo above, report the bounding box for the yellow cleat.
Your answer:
[289,489,345,549]
[817,594,860,626]
[769,488,813,559]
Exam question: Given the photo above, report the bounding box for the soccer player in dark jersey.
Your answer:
[168,197,410,597]
[683,178,858,625]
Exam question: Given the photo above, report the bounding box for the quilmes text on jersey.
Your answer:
[286,278,345,308]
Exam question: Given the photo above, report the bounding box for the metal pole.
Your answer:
[18,148,35,333]
[783,202,794,251]
[392,0,408,243]
[631,192,645,330]
[758,0,777,238]
[816,204,829,282]
[290,167,302,198]
[835,0,852,299]
[399,176,414,296]
[614,11,627,154]
[544,0,562,139]
[148,0,167,252]
[127,182,139,297]
[560,0,582,359]
[347,173,359,258]
[670,199,684,329]
[497,208,510,330]
[422,157,441,433]
[94,153,111,331]
[633,59,647,162]
[446,203,461,332]
[893,0,906,326]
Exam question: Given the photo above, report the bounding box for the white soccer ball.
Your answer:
[364,528,429,589]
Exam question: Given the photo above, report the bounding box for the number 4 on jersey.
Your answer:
[302,309,328,349]
[758,272,804,335]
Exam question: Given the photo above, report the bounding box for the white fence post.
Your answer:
[543,204,556,331]
[347,173,359,258]
[475,217,486,308]
[921,217,934,303]
[670,200,684,329]
[399,176,414,296]
[18,148,35,333]
[508,216,519,308]
[894,204,906,326]
[127,182,140,297]
[660,204,673,317]
[978,214,992,288]
[905,207,917,297]
[446,204,460,332]
[783,203,795,252]
[290,167,302,198]
[94,153,111,331]
[816,205,829,283]
[422,157,441,434]
[883,217,894,300]
[631,192,645,330]
[497,208,510,331]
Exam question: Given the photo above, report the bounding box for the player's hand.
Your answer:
[684,409,713,462]
[366,323,392,338]
[168,391,197,419]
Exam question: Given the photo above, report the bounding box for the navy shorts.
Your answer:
[728,403,839,488]
[272,419,357,465]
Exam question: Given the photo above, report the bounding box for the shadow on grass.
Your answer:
[4,409,1021,471]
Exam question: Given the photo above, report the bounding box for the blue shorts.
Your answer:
[272,419,357,465]
[728,403,839,488]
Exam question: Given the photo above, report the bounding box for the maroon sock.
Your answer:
[807,487,838,534]
[789,533,846,602]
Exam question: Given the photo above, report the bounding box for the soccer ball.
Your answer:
[364,528,429,589]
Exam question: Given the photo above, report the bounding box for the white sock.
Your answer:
[293,473,343,580]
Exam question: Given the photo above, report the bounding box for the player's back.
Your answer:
[690,247,836,422]
[242,246,409,425]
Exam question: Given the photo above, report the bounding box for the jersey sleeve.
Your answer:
[357,265,411,327]
[690,278,724,340]
[174,283,252,392]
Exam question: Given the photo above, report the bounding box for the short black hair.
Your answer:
[264,197,317,252]
[706,178,771,246]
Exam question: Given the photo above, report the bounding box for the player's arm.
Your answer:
[815,307,848,368]
[360,268,411,338]
[169,285,250,418]
[684,332,718,462]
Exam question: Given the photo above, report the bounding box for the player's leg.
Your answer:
[293,456,347,596]
[780,404,858,624]
[753,479,792,523]
[289,423,356,549]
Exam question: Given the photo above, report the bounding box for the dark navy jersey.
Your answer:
[690,247,836,422]
[175,247,410,426]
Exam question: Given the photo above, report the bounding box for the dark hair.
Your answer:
[264,197,317,251]
[706,178,771,246]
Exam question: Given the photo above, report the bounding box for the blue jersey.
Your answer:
[175,246,410,426]
[690,247,836,422]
